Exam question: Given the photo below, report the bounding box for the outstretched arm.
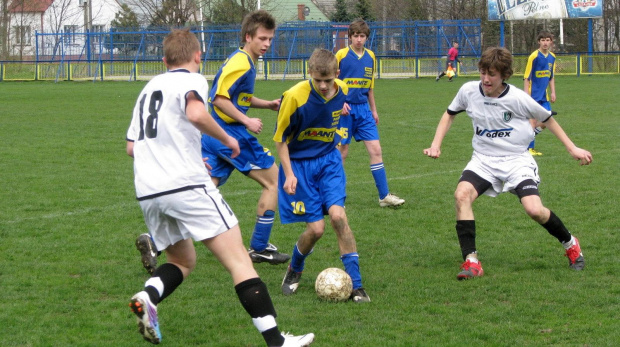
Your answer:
[423,111,456,159]
[544,117,592,165]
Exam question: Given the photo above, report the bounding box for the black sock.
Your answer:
[235,278,283,346]
[456,220,476,260]
[541,211,571,244]
[145,263,184,305]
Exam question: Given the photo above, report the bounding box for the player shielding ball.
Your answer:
[423,47,592,280]
[275,48,370,303]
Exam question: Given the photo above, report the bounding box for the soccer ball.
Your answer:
[315,267,352,302]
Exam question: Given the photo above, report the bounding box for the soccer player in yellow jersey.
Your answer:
[523,31,557,156]
[336,20,405,208]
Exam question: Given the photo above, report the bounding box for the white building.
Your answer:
[8,0,122,57]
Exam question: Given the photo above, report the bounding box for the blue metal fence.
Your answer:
[33,20,482,63]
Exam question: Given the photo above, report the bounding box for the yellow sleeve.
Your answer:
[523,51,537,80]
[214,53,251,99]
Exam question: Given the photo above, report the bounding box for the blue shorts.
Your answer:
[539,101,551,111]
[278,149,346,224]
[201,123,275,186]
[338,102,380,145]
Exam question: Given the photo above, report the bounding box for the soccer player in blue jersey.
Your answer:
[200,10,290,265]
[523,31,557,156]
[276,48,370,303]
[424,47,591,281]
[335,19,405,208]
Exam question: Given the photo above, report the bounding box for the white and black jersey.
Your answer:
[126,69,210,200]
[448,81,553,156]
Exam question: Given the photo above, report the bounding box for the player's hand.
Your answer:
[570,147,592,166]
[223,136,240,158]
[202,157,213,174]
[423,147,441,159]
[269,99,281,111]
[245,117,263,134]
[372,111,379,125]
[550,92,556,103]
[342,103,351,116]
[283,176,297,195]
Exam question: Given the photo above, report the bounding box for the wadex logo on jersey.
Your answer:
[475,127,513,138]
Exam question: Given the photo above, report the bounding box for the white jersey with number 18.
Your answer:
[126,69,211,200]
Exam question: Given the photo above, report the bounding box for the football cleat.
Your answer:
[457,259,484,280]
[528,148,543,156]
[282,266,303,295]
[281,332,315,347]
[129,291,161,344]
[379,193,405,208]
[350,288,371,303]
[136,233,158,275]
[249,243,291,265]
[565,237,585,270]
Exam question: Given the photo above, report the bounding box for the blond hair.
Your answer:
[308,48,338,76]
[163,28,200,67]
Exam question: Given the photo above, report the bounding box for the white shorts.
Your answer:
[463,151,540,197]
[139,185,238,251]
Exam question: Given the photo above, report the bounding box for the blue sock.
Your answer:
[290,244,311,273]
[341,252,362,289]
[371,163,389,199]
[250,210,275,252]
[528,139,535,149]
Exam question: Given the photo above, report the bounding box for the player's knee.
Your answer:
[306,224,325,239]
[454,188,474,207]
[524,205,547,222]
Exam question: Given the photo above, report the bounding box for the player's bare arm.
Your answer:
[212,95,263,134]
[423,111,455,159]
[251,96,281,111]
[275,141,297,195]
[126,140,134,157]
[188,93,240,158]
[368,89,379,124]
[543,117,592,165]
[549,78,556,103]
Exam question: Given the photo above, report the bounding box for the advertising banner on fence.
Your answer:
[488,0,603,21]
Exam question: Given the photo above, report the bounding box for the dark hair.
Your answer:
[348,19,370,38]
[478,47,513,80]
[537,30,554,41]
[241,10,276,44]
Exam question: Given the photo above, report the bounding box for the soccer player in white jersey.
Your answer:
[125,29,314,347]
[423,47,592,280]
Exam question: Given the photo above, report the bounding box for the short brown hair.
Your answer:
[241,10,276,44]
[308,48,338,76]
[163,28,200,67]
[348,19,370,38]
[537,30,554,41]
[478,47,513,80]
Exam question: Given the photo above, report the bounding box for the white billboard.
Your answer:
[488,0,603,21]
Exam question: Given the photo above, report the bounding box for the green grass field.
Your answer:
[1,75,619,346]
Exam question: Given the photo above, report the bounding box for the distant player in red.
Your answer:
[436,41,461,81]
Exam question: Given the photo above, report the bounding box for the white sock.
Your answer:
[562,236,575,250]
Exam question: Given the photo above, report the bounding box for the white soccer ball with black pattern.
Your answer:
[315,267,352,302]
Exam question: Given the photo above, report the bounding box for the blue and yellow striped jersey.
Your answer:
[335,46,375,104]
[523,50,556,103]
[273,79,348,159]
[208,48,255,124]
